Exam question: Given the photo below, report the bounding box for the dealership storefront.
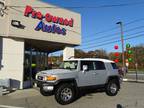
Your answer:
[0,0,81,89]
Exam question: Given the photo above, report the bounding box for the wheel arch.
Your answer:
[106,76,120,89]
[55,78,78,89]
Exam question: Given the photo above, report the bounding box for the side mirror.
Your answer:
[82,65,88,72]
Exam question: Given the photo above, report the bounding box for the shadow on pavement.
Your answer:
[74,88,105,102]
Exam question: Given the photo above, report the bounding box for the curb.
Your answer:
[123,78,144,83]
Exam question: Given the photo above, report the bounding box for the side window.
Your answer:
[94,61,106,70]
[81,61,94,71]
[111,63,118,69]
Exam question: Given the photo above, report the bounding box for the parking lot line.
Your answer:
[0,105,24,108]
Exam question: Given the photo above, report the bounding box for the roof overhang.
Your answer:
[25,39,78,53]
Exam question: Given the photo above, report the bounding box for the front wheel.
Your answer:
[55,83,75,105]
[105,80,119,96]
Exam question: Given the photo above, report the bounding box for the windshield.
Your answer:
[59,61,78,70]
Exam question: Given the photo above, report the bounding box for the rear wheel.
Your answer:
[55,83,75,105]
[105,79,119,96]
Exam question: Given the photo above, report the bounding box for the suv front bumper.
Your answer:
[36,80,55,91]
[36,80,55,87]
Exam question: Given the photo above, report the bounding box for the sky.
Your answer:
[42,0,144,54]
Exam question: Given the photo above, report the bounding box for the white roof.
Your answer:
[65,58,114,63]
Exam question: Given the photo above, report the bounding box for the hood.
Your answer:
[38,69,74,75]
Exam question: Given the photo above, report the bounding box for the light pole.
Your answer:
[116,21,125,68]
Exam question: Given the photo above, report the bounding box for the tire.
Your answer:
[105,79,119,96]
[40,86,53,96]
[55,83,75,105]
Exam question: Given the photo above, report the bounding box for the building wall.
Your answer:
[0,38,24,89]
[0,0,9,37]
[0,0,81,89]
[0,37,2,70]
[2,0,81,45]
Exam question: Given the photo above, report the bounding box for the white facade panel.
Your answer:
[0,38,24,89]
[63,47,74,60]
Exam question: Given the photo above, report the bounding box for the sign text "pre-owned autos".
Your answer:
[24,5,74,35]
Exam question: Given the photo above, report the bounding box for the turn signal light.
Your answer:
[46,76,56,81]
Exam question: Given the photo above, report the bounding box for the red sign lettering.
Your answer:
[24,5,74,27]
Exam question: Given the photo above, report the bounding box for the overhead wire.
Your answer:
[7,1,144,9]
[82,18,144,40]
[80,34,144,50]
[81,30,144,48]
[82,25,144,44]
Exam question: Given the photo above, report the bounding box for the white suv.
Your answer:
[36,58,121,105]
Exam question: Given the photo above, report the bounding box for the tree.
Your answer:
[75,49,87,58]
[75,49,108,59]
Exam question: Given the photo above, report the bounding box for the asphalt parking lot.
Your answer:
[0,82,144,108]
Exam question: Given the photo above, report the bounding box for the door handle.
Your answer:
[93,73,98,75]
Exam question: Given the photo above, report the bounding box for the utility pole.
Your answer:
[134,47,138,82]
[116,21,125,68]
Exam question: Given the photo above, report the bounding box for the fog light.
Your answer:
[43,86,54,91]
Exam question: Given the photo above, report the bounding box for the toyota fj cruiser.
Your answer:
[36,58,121,105]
